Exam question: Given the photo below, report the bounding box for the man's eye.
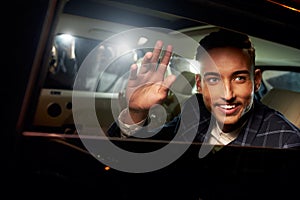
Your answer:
[234,76,247,82]
[205,77,220,84]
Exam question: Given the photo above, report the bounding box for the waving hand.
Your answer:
[125,40,177,123]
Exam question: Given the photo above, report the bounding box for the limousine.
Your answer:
[9,0,300,199]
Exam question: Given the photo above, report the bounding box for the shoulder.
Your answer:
[252,100,300,148]
[254,100,299,131]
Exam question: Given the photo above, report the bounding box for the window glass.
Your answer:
[44,35,100,90]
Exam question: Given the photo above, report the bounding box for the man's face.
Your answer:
[196,47,261,132]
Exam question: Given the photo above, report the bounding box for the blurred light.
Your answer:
[104,166,110,171]
[137,36,148,46]
[57,33,74,45]
[266,0,300,12]
[189,59,201,74]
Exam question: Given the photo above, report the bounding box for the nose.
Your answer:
[222,81,235,101]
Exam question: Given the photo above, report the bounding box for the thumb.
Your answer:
[161,74,177,91]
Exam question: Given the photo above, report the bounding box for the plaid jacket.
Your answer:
[108,94,300,149]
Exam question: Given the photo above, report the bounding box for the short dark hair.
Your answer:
[196,29,255,65]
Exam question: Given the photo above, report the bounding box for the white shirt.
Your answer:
[118,108,146,138]
[208,121,243,145]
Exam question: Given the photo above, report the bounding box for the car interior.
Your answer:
[12,0,300,199]
[29,1,300,135]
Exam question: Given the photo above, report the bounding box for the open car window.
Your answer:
[32,0,300,136]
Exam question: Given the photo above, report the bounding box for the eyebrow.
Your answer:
[203,70,251,77]
[232,70,251,76]
[203,72,220,77]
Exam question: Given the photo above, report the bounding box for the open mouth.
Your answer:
[219,104,236,109]
[216,104,240,115]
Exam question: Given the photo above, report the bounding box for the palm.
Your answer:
[125,40,176,111]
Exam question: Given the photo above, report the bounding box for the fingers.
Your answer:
[139,41,173,75]
[139,52,153,74]
[156,44,173,76]
[159,44,173,67]
[150,40,164,64]
[129,63,138,80]
[139,40,164,74]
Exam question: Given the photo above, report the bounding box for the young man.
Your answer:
[107,29,300,149]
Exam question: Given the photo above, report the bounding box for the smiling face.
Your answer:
[196,47,261,132]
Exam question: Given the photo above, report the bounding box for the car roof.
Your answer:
[62,0,300,47]
[57,0,300,68]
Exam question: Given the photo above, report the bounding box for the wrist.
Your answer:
[118,108,147,137]
[123,108,148,124]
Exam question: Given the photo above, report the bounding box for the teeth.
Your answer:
[220,105,236,109]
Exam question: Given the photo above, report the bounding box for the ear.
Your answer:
[254,69,262,92]
[195,74,202,93]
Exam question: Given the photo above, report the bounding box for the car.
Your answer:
[31,0,300,133]
[10,0,300,199]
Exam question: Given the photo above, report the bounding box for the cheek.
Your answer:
[202,83,225,99]
[202,94,212,112]
[235,83,254,99]
[234,84,255,112]
[200,85,215,111]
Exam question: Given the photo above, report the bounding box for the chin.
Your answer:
[216,116,240,128]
